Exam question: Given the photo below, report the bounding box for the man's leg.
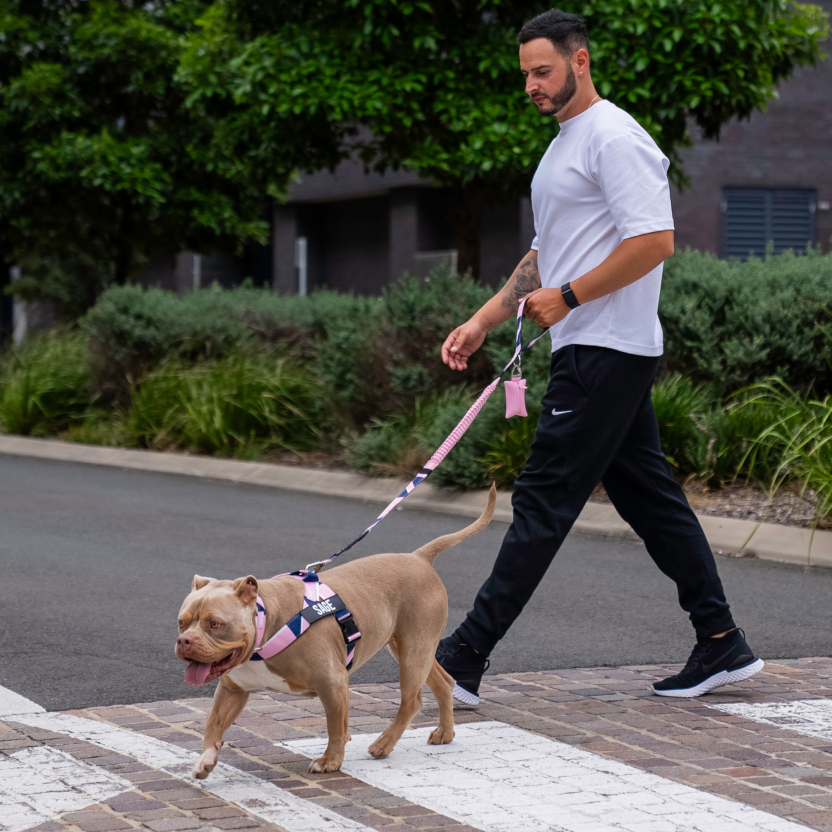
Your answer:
[600,386,734,637]
[601,387,764,696]
[451,345,660,664]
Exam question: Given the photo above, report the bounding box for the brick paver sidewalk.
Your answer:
[3,657,832,832]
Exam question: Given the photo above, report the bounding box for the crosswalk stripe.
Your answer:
[0,687,44,718]
[10,713,368,832]
[0,745,131,832]
[710,699,832,741]
[284,720,807,832]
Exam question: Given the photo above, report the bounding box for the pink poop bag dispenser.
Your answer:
[504,376,527,418]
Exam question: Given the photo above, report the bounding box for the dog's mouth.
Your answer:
[185,649,239,688]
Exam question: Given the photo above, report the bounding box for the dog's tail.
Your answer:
[413,483,497,564]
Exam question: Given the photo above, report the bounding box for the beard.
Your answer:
[534,63,577,116]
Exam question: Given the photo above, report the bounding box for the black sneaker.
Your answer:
[436,632,490,706]
[652,628,764,698]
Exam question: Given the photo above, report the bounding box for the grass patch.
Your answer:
[0,329,91,436]
[125,353,326,459]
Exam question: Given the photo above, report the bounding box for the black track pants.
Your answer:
[457,344,735,656]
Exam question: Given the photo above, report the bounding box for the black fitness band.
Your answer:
[561,282,580,309]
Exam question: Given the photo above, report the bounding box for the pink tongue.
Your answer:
[185,661,213,688]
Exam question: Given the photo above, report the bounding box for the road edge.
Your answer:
[2,433,829,569]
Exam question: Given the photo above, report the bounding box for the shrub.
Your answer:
[651,375,716,473]
[125,353,326,458]
[0,330,91,436]
[737,380,832,527]
[415,390,507,491]
[344,389,473,478]
[82,283,382,402]
[660,247,832,394]
[379,268,496,396]
[483,408,541,488]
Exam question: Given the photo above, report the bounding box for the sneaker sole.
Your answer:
[651,658,765,698]
[451,683,480,706]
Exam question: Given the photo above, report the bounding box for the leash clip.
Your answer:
[304,560,324,574]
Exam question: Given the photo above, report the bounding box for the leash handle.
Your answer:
[305,298,549,573]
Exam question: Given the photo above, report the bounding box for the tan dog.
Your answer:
[175,485,496,779]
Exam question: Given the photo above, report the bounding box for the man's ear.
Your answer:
[232,576,259,604]
[192,575,214,592]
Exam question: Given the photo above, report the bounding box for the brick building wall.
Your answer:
[671,0,832,253]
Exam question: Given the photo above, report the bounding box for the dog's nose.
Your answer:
[177,635,193,650]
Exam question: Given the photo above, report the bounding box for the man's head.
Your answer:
[518,9,590,117]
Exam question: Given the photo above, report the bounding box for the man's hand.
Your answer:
[523,287,570,329]
[441,318,488,371]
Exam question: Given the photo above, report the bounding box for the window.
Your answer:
[721,188,816,259]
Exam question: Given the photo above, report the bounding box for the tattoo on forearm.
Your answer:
[501,257,541,314]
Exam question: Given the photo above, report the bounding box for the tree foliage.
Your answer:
[0,0,346,317]
[183,0,828,275]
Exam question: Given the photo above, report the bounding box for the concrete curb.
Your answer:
[1,433,830,569]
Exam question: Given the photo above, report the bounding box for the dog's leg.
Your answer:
[193,682,250,780]
[425,659,455,746]
[368,643,430,759]
[308,672,350,774]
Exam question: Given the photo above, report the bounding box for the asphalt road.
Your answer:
[1,454,830,711]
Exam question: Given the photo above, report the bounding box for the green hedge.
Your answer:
[660,247,832,393]
[5,247,832,501]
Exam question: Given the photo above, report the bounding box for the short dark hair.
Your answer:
[518,9,589,58]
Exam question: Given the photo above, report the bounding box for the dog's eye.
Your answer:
[210,621,224,630]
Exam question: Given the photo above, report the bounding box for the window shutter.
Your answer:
[722,188,815,259]
[771,191,814,254]
[723,190,769,260]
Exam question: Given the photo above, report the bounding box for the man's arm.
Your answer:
[523,230,674,329]
[441,250,541,371]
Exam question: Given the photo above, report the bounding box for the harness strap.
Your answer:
[250,572,361,669]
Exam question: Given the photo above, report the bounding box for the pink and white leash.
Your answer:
[305,298,548,573]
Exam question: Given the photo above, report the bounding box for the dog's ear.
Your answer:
[192,575,214,592]
[232,576,258,604]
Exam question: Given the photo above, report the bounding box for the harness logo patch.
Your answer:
[312,599,336,616]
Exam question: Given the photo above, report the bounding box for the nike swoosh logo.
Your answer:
[551,409,573,416]
[703,644,751,676]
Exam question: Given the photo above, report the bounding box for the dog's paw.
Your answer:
[192,741,222,779]
[308,755,342,774]
[368,735,395,759]
[428,725,454,746]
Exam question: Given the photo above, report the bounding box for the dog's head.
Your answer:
[175,574,260,688]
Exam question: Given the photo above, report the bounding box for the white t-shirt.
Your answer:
[530,100,673,357]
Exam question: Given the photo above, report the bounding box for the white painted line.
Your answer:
[710,699,832,741]
[0,745,131,832]
[283,720,806,832]
[0,685,44,717]
[10,713,368,832]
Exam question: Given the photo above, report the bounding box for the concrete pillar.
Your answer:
[389,188,419,282]
[273,203,298,294]
[173,252,200,294]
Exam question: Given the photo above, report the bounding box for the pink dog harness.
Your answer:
[250,571,361,669]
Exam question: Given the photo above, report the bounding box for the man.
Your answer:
[436,9,764,703]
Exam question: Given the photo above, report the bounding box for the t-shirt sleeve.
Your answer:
[592,132,674,240]
[531,234,540,251]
